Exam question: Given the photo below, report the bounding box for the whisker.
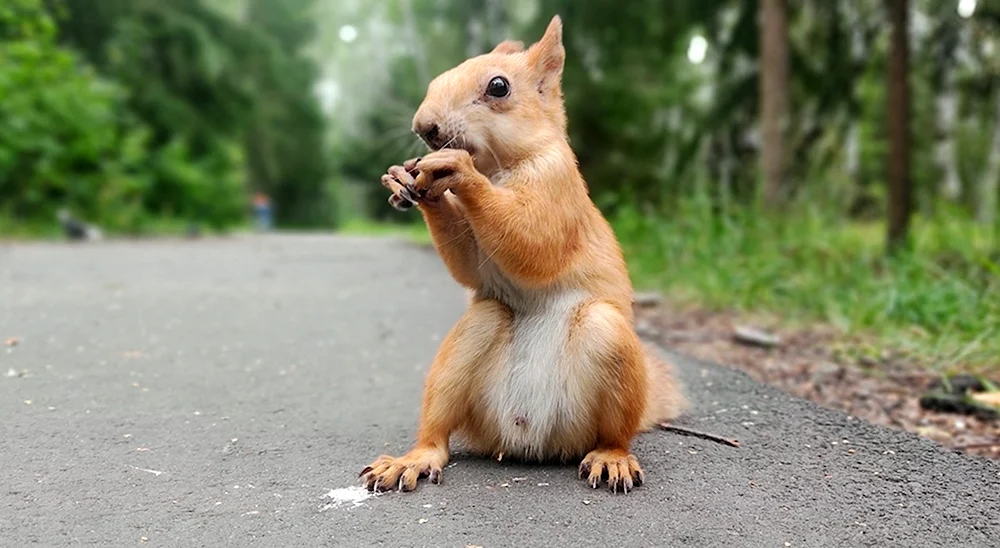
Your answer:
[378,140,419,160]
[439,222,474,248]
[372,127,417,145]
[374,129,423,155]
[481,141,505,173]
[439,134,460,150]
[476,239,503,272]
[381,98,418,121]
[407,139,427,158]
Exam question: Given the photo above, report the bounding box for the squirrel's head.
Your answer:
[412,15,568,175]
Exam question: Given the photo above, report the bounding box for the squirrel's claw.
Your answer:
[384,161,425,210]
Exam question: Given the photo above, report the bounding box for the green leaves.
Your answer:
[0,0,138,224]
[1,0,335,234]
[0,0,57,41]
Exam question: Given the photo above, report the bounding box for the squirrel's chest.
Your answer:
[482,289,595,461]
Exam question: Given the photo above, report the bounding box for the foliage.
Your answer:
[0,0,158,232]
[614,196,1000,370]
[242,0,335,227]
[56,0,334,228]
[0,0,334,233]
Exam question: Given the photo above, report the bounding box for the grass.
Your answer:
[0,216,65,240]
[337,217,433,245]
[613,199,1000,373]
[0,215,250,241]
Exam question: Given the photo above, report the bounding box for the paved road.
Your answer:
[1,234,998,547]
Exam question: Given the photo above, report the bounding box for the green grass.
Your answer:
[337,217,432,245]
[613,199,1000,373]
[0,216,65,240]
[0,214,249,240]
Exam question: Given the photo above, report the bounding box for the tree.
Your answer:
[48,0,334,228]
[0,0,155,229]
[759,0,789,208]
[243,0,335,227]
[926,2,964,202]
[979,93,1000,226]
[886,0,912,253]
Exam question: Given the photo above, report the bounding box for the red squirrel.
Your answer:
[364,15,687,494]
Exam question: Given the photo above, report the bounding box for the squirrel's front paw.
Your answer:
[412,149,482,199]
[381,157,424,211]
[359,448,446,493]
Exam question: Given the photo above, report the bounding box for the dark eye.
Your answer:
[486,76,510,98]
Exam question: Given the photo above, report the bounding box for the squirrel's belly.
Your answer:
[482,290,597,462]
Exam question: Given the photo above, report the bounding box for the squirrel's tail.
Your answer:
[638,343,688,431]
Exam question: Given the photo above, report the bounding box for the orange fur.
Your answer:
[363,15,687,494]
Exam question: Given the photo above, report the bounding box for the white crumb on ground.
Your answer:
[320,486,375,511]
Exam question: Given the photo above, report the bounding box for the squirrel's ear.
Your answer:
[491,40,524,54]
[527,15,564,92]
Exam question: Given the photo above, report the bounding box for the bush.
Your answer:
[0,0,248,234]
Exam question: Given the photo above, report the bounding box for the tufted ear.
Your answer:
[491,40,524,54]
[527,15,565,94]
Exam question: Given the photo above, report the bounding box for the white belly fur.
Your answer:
[478,261,592,461]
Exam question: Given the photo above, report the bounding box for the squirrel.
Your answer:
[363,14,687,494]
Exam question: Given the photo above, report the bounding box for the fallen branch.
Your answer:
[657,423,741,448]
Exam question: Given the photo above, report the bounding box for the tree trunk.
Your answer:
[935,80,961,201]
[977,92,1000,226]
[886,0,912,254]
[844,0,866,185]
[760,0,789,208]
[934,21,963,201]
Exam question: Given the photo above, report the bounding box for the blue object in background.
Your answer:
[253,193,273,231]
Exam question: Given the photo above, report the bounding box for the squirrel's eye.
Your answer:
[486,76,510,98]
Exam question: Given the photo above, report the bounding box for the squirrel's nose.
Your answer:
[414,121,442,149]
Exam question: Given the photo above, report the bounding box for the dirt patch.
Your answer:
[635,300,1000,460]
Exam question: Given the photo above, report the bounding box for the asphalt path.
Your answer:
[1,234,998,547]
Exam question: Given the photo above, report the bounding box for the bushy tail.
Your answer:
[639,343,688,431]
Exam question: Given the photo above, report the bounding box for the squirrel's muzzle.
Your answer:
[414,121,446,150]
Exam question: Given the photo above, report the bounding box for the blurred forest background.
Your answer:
[1,0,998,369]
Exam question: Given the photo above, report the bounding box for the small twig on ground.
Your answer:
[657,423,741,447]
[633,291,664,308]
[733,325,781,349]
